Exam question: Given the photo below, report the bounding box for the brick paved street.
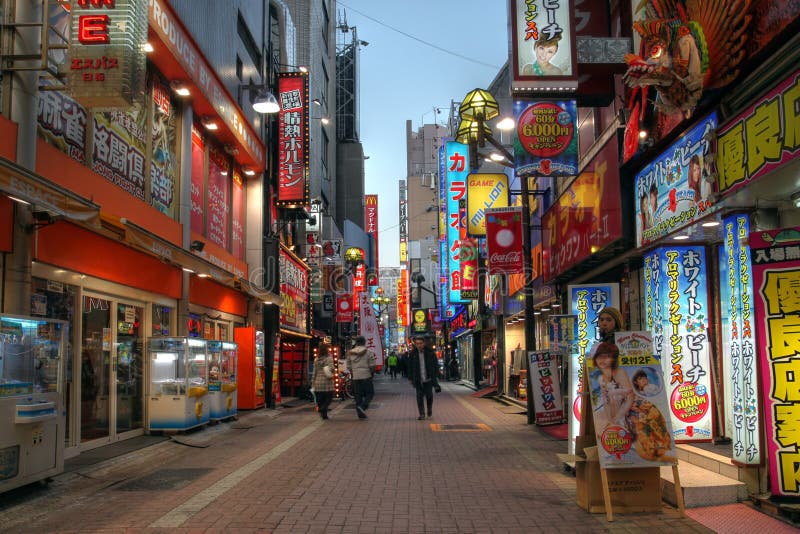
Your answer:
[0,376,779,533]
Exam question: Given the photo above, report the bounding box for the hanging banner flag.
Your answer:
[335,295,352,323]
[752,226,800,497]
[721,214,761,466]
[485,207,524,275]
[467,173,509,236]
[358,292,383,367]
[352,263,365,312]
[587,331,676,469]
[529,351,564,425]
[277,72,309,206]
[513,99,579,177]
[644,246,713,442]
[566,283,620,455]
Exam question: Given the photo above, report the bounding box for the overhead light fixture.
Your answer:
[252,90,279,114]
[220,169,228,176]
[298,66,309,73]
[7,195,31,205]
[701,221,720,227]
[551,303,560,308]
[312,98,322,106]
[792,191,800,208]
[143,42,154,53]
[197,273,210,278]
[639,130,648,139]
[171,80,190,96]
[674,235,690,240]
[243,168,256,176]
[182,267,195,273]
[496,117,515,130]
[201,116,218,130]
[489,152,505,162]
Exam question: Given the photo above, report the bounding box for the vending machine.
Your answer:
[206,340,237,421]
[146,337,209,431]
[0,315,66,494]
[234,327,265,409]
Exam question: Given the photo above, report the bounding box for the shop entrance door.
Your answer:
[80,293,145,448]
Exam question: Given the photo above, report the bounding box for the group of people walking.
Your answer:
[310,334,441,421]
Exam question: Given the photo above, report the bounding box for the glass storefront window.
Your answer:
[152,304,172,336]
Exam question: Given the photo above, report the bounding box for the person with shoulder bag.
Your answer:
[311,344,335,420]
[345,336,376,420]
[409,335,441,420]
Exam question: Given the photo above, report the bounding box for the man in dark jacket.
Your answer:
[408,335,441,420]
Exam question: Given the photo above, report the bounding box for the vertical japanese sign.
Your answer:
[460,238,479,299]
[514,99,579,177]
[635,113,719,247]
[445,141,469,303]
[509,0,577,92]
[399,180,408,263]
[717,70,800,198]
[277,72,309,206]
[207,146,230,249]
[485,207,524,275]
[644,247,713,442]
[529,352,564,425]
[466,173,509,236]
[279,248,309,334]
[397,270,410,327]
[567,283,619,454]
[358,292,383,365]
[68,0,147,108]
[365,194,379,272]
[150,77,177,217]
[752,227,800,497]
[92,106,147,200]
[352,264,365,312]
[587,331,676,468]
[232,171,245,260]
[548,314,578,354]
[721,214,761,465]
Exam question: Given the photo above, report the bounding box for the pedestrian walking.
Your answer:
[399,351,409,378]
[345,336,376,420]
[408,335,441,420]
[311,344,335,420]
[387,352,398,379]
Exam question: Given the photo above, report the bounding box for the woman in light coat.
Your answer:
[311,345,335,419]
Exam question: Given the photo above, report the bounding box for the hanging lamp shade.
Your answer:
[455,116,492,144]
[459,88,500,121]
[344,246,365,264]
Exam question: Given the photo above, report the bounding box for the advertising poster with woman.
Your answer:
[586,331,676,469]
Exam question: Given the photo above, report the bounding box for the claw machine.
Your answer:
[206,340,237,421]
[0,315,66,493]
[234,327,265,409]
[146,337,209,431]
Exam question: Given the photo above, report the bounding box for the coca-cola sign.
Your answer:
[485,207,524,275]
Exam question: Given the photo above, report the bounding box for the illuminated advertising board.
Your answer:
[397,270,410,327]
[566,283,619,455]
[445,141,469,303]
[279,248,309,334]
[277,73,309,206]
[466,173,509,236]
[68,0,147,108]
[509,0,578,93]
[720,214,760,465]
[644,247,713,442]
[399,181,408,263]
[635,113,718,247]
[752,227,800,497]
[365,195,379,272]
[513,99,578,177]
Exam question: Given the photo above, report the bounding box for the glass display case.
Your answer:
[234,327,265,409]
[206,340,237,421]
[146,337,209,431]
[0,315,66,493]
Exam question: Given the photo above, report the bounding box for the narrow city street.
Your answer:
[2,376,789,533]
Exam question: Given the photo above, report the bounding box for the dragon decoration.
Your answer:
[622,0,753,155]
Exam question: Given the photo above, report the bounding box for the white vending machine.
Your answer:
[0,315,66,493]
[146,337,209,432]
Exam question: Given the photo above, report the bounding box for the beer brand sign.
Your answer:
[68,0,147,108]
[485,207,524,275]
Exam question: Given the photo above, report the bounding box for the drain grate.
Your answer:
[430,423,491,432]
[115,468,212,491]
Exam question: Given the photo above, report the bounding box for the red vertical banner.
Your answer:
[485,207,524,275]
[207,146,229,249]
[353,264,365,312]
[277,72,309,205]
[397,270,410,327]
[365,194,379,272]
[190,124,205,235]
[231,170,245,260]
[336,294,353,323]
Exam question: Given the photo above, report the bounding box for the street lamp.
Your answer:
[458,88,538,424]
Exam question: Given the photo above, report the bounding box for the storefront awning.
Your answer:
[118,217,280,304]
[0,155,99,223]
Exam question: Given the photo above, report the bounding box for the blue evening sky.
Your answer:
[338,1,509,268]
